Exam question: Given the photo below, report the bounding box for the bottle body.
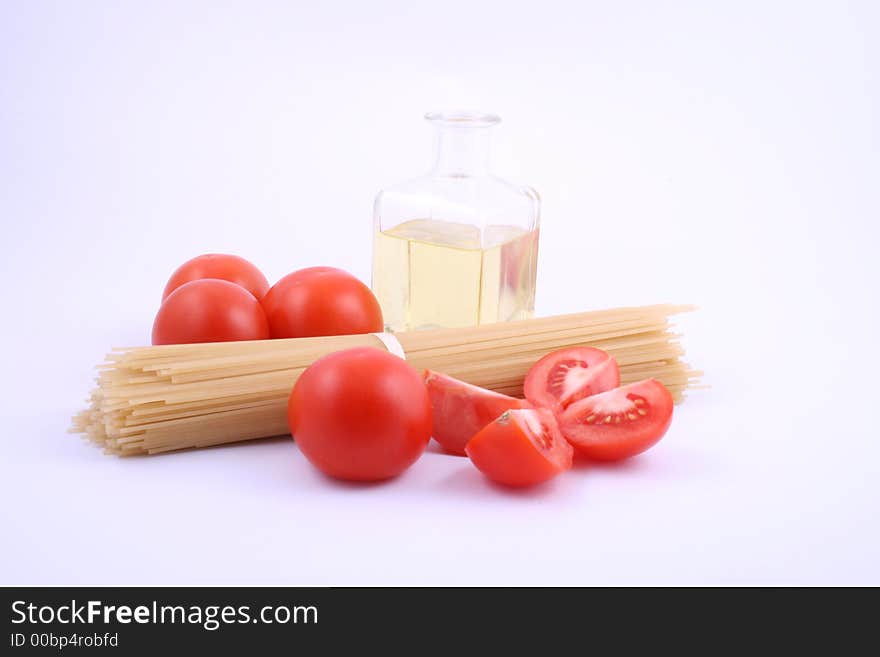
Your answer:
[372,112,540,332]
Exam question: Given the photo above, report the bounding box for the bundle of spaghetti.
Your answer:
[71,304,701,456]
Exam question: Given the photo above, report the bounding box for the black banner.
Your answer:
[0,587,869,652]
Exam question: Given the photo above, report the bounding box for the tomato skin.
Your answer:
[262,267,383,338]
[465,408,573,488]
[558,379,674,461]
[524,347,619,411]
[162,254,270,301]
[288,347,431,482]
[152,279,270,345]
[424,370,531,456]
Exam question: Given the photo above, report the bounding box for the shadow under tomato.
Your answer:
[436,465,567,499]
[570,454,654,474]
[312,471,405,490]
[425,439,468,457]
[569,445,719,479]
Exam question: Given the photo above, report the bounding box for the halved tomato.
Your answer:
[465,408,573,487]
[425,370,531,456]
[523,347,619,411]
[558,379,673,461]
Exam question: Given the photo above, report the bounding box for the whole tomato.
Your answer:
[152,279,270,345]
[162,254,269,301]
[288,347,431,482]
[262,267,383,338]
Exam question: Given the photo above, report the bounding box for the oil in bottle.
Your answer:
[372,218,538,332]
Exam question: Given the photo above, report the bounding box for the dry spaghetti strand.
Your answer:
[71,305,701,456]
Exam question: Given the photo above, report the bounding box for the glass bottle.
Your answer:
[372,111,540,332]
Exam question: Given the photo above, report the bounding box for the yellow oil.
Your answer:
[372,218,538,332]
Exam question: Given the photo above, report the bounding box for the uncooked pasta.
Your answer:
[71,304,701,455]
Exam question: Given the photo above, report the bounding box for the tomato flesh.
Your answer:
[558,379,673,461]
[524,347,619,411]
[465,408,573,487]
[424,370,531,456]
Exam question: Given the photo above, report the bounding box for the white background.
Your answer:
[1,0,878,585]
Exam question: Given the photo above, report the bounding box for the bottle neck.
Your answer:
[431,127,492,177]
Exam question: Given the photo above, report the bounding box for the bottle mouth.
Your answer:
[425,110,501,128]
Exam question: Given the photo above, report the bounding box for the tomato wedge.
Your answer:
[558,379,673,461]
[524,347,620,411]
[425,370,531,456]
[465,408,573,487]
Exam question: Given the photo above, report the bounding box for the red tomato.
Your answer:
[465,408,573,487]
[162,254,270,301]
[288,347,431,482]
[424,370,531,456]
[261,267,383,338]
[524,347,619,411]
[558,379,673,461]
[152,279,270,345]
